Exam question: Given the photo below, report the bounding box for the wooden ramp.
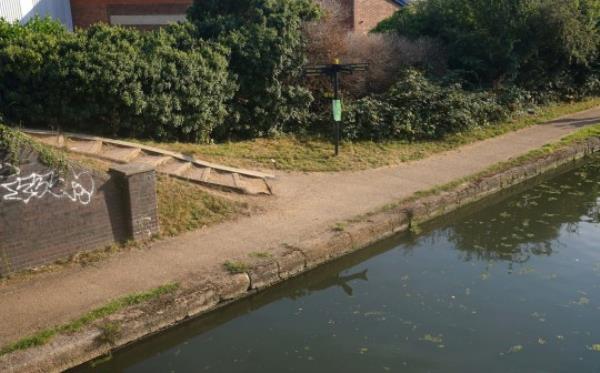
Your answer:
[23,129,275,195]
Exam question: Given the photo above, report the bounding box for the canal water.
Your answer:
[79,157,600,373]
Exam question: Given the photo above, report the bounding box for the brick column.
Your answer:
[109,163,160,241]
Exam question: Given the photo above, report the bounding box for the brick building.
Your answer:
[1,0,405,32]
[352,0,403,33]
[68,0,403,32]
[69,0,191,29]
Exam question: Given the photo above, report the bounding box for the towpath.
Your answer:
[1,107,600,346]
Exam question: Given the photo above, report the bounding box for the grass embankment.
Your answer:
[0,283,179,356]
[156,176,247,237]
[138,98,600,172]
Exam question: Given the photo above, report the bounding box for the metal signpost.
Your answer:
[304,59,368,156]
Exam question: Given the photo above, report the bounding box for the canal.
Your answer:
[78,157,600,372]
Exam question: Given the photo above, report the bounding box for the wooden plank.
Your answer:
[232,173,241,188]
[157,160,192,176]
[201,167,212,182]
[89,140,103,154]
[134,154,171,167]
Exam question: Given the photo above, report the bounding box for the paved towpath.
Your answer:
[1,107,600,346]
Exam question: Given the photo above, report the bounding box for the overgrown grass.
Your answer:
[0,283,179,356]
[137,98,600,172]
[156,176,247,237]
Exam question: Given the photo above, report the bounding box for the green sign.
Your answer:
[332,99,342,122]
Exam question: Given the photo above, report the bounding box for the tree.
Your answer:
[379,0,600,90]
[188,0,320,139]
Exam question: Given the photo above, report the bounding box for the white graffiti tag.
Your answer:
[0,165,95,205]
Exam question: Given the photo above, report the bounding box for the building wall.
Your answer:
[353,0,399,33]
[0,0,73,30]
[69,0,192,29]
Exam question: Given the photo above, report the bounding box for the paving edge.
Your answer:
[2,137,600,372]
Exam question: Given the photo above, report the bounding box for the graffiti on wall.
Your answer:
[0,162,95,205]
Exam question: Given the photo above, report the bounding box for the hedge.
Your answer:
[0,18,235,143]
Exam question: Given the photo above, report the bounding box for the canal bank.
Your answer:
[1,111,600,372]
[79,154,600,372]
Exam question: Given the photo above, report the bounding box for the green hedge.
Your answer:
[0,18,234,143]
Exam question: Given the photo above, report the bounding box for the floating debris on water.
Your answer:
[573,297,590,306]
[420,334,443,344]
[589,344,600,352]
[507,345,524,354]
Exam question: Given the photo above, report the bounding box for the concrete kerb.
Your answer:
[2,137,600,373]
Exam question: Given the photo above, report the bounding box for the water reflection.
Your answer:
[446,159,600,264]
[290,269,369,298]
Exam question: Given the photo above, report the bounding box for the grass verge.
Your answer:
[377,123,600,214]
[136,98,600,172]
[0,283,179,356]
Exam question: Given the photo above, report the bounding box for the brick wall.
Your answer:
[353,0,399,33]
[0,150,159,275]
[69,0,192,29]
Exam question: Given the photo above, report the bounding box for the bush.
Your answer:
[344,69,526,141]
[0,18,234,143]
[188,0,320,140]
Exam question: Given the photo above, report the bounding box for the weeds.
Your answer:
[223,261,249,274]
[249,251,273,259]
[332,222,347,232]
[97,322,121,346]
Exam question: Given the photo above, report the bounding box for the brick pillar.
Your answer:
[109,163,160,241]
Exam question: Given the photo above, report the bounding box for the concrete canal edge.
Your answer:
[2,137,600,372]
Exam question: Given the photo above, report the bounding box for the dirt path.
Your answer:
[1,107,599,346]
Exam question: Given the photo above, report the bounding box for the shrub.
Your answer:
[344,69,525,142]
[0,18,234,143]
[188,0,320,140]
